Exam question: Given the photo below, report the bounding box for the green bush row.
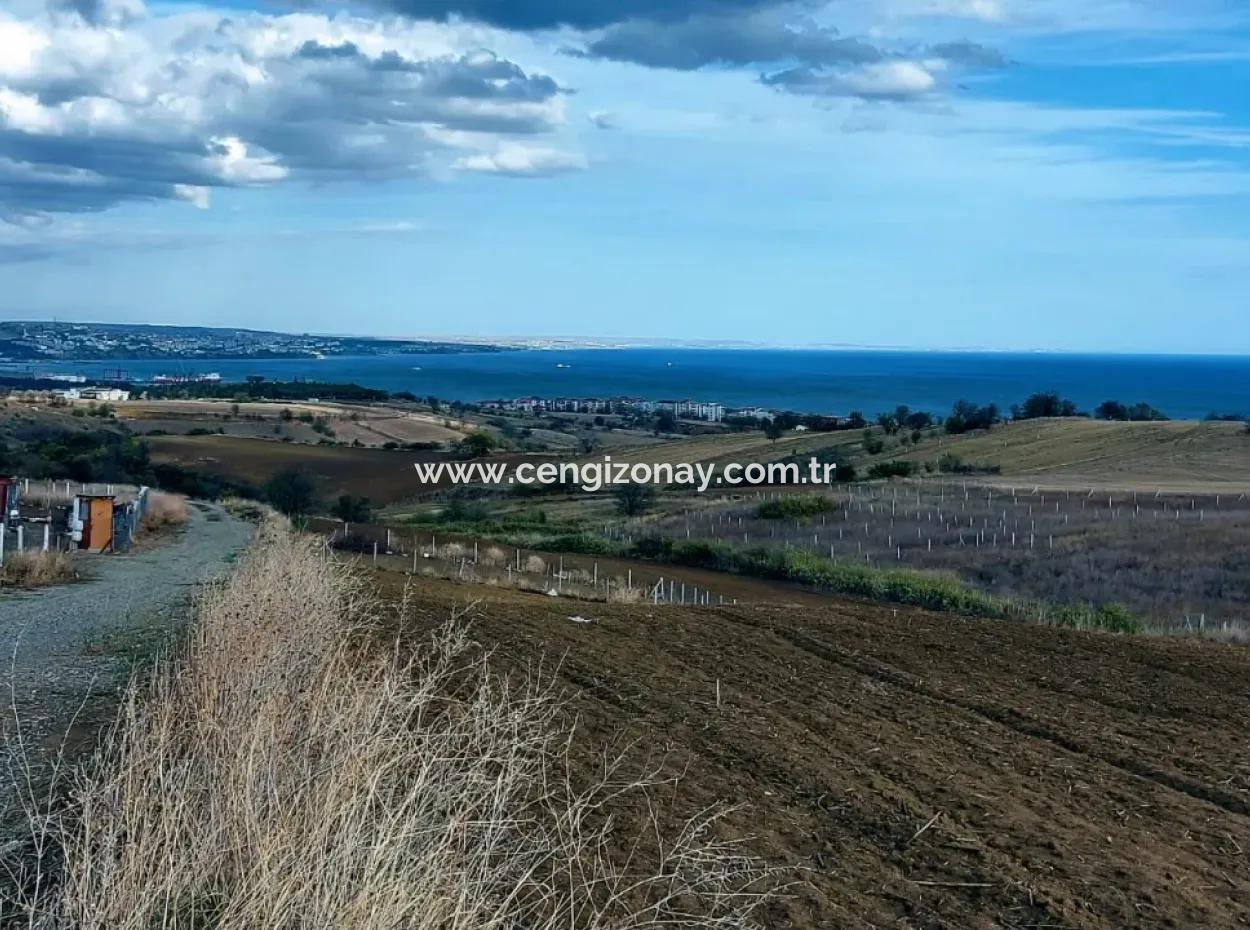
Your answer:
[755,495,835,520]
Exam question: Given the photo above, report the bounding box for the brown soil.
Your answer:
[373,570,1250,930]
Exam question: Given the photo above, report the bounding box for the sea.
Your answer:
[5,349,1249,420]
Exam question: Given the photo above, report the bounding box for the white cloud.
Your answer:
[0,1,582,221]
[454,143,588,176]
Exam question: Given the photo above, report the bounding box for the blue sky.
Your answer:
[1,0,1249,353]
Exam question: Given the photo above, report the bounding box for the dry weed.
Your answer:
[3,518,776,929]
[0,552,77,589]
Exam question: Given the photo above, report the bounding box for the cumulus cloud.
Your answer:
[352,0,778,31]
[454,143,587,176]
[0,2,581,221]
[572,10,884,70]
[929,39,1009,68]
[556,4,1004,101]
[764,59,939,99]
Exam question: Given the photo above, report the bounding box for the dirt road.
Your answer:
[0,502,252,816]
[380,573,1250,929]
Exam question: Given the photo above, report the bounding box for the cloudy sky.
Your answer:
[1,0,1248,352]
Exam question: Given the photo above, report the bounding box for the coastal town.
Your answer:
[479,395,781,422]
[0,321,501,361]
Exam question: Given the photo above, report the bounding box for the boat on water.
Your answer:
[151,372,221,385]
[556,363,571,369]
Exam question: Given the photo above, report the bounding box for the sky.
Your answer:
[1,0,1249,353]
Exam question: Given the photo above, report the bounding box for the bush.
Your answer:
[264,467,318,517]
[867,460,915,480]
[755,496,834,520]
[936,454,1001,475]
[614,483,655,516]
[141,491,190,531]
[331,494,373,523]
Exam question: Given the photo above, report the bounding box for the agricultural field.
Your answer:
[375,571,1250,930]
[895,418,1250,492]
[632,482,1250,632]
[595,429,857,468]
[144,435,437,504]
[114,399,466,447]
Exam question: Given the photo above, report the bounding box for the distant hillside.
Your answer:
[0,321,505,361]
[895,418,1250,492]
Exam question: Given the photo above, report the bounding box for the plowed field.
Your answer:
[377,571,1250,929]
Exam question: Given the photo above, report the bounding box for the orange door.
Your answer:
[87,499,113,551]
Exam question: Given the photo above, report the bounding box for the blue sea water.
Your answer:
[6,349,1249,420]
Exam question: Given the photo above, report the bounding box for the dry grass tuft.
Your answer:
[0,551,78,589]
[607,581,643,604]
[4,518,775,928]
[139,491,189,531]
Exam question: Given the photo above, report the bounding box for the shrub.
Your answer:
[141,491,190,531]
[936,454,1001,475]
[867,460,916,480]
[264,467,318,517]
[755,496,834,520]
[331,494,373,523]
[614,483,655,516]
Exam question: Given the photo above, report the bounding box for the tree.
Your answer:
[459,429,500,458]
[265,468,317,517]
[580,434,601,455]
[1097,400,1168,422]
[946,400,1000,434]
[331,494,373,523]
[655,410,678,434]
[614,482,655,516]
[1016,392,1079,420]
[764,421,784,444]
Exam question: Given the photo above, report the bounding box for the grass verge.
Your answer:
[0,552,79,589]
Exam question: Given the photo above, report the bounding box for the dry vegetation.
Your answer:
[2,520,775,929]
[139,491,189,532]
[0,552,78,589]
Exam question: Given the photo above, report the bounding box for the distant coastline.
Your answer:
[4,347,1248,420]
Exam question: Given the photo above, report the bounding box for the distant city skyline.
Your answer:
[2,0,1249,354]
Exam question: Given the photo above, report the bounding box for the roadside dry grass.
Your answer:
[2,519,775,929]
[139,491,189,532]
[0,551,79,589]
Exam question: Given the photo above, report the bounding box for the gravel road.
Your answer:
[0,501,252,815]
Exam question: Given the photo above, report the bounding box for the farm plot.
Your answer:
[375,572,1250,930]
[632,481,1250,631]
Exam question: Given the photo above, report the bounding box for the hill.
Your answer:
[896,418,1250,492]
